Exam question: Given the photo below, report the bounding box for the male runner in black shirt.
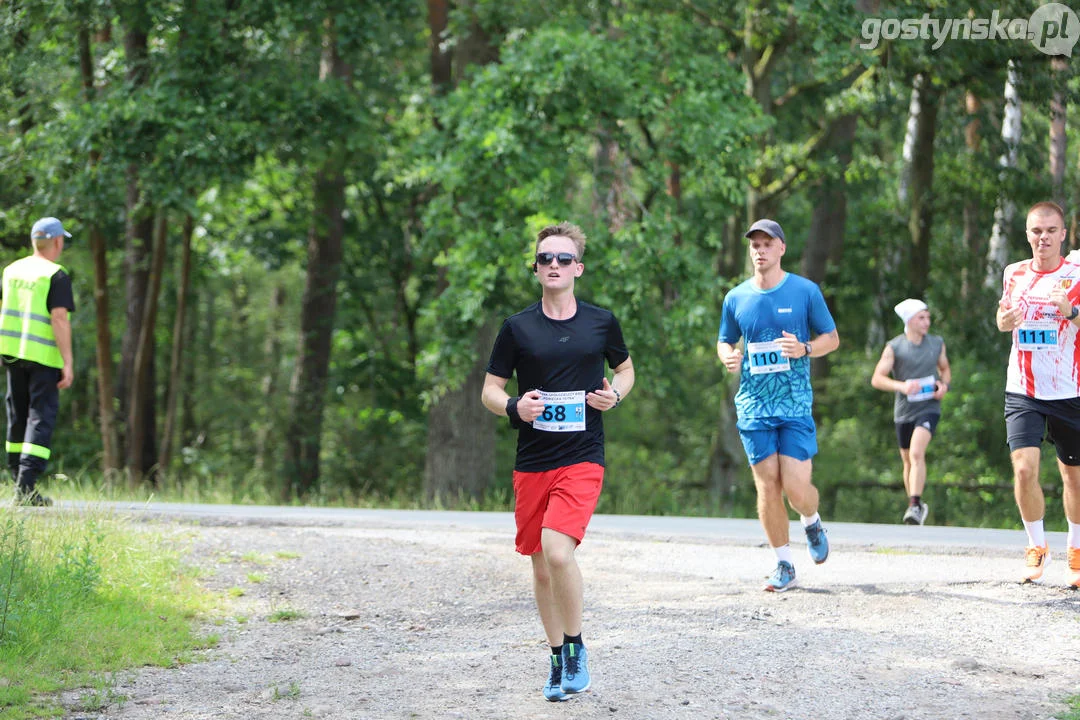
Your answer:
[482,221,634,701]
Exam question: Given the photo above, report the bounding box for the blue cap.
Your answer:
[744,219,785,242]
[30,217,72,241]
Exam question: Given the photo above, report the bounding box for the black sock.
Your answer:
[550,645,563,658]
[563,633,582,647]
[910,495,921,507]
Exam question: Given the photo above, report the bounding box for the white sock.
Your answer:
[800,512,821,528]
[1023,518,1046,548]
[1068,520,1080,549]
[775,544,794,565]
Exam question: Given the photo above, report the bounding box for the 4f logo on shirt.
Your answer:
[559,336,570,343]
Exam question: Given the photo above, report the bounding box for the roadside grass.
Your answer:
[0,505,217,719]
[1057,695,1080,720]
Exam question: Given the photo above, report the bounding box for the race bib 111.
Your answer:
[1017,320,1058,352]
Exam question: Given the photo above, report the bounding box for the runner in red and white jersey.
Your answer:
[995,201,1080,589]
[999,257,1080,399]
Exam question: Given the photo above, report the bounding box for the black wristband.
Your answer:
[1069,306,1079,321]
[505,396,523,429]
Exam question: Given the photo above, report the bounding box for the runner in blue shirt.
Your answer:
[717,219,840,592]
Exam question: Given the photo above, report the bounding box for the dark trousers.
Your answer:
[4,359,60,491]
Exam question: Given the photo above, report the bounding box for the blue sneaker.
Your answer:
[805,520,829,564]
[763,560,797,592]
[560,642,591,694]
[543,654,568,701]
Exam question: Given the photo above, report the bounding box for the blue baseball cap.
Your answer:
[30,217,72,241]
[744,218,785,242]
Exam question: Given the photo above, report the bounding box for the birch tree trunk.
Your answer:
[986,61,1022,289]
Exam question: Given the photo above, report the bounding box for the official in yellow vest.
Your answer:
[1,217,75,506]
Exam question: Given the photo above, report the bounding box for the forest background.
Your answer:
[1,0,1077,528]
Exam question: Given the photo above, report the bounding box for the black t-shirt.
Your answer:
[487,300,630,472]
[47,270,76,312]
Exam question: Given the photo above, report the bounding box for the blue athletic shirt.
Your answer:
[718,272,836,422]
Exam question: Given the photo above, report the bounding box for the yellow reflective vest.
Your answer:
[0,256,65,368]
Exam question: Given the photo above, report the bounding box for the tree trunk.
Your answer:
[422,321,496,504]
[802,114,857,285]
[127,211,167,487]
[284,169,345,500]
[898,74,923,206]
[986,60,1022,289]
[158,214,193,478]
[419,1,501,505]
[180,288,200,449]
[254,283,286,474]
[1050,57,1067,207]
[663,161,683,310]
[116,6,155,478]
[907,81,939,298]
[427,0,452,96]
[283,19,350,501]
[77,23,120,477]
[705,380,746,510]
[961,91,983,301]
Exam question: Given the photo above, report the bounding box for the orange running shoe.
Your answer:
[1023,545,1050,583]
[1067,547,1080,589]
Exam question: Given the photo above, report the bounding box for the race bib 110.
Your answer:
[746,340,791,375]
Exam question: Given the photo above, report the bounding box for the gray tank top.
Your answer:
[888,333,944,422]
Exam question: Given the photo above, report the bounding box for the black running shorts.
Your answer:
[1004,392,1080,465]
[895,413,941,450]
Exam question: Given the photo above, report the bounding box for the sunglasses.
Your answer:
[535,252,577,267]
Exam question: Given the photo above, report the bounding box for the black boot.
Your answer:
[15,486,52,506]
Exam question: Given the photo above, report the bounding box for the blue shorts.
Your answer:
[737,416,818,466]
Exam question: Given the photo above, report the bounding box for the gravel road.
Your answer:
[59,506,1080,720]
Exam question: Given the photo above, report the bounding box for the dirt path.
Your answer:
[61,514,1080,720]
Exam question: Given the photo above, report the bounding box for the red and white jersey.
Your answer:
[1000,258,1080,399]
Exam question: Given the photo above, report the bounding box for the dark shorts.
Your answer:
[1004,393,1080,465]
[895,414,941,450]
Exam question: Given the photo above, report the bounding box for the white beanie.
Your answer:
[894,298,928,325]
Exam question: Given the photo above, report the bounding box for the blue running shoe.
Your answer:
[763,560,797,592]
[805,520,829,564]
[560,642,591,694]
[543,654,568,701]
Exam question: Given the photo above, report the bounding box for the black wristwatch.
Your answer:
[803,341,812,358]
[1069,306,1079,321]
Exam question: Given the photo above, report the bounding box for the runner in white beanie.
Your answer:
[872,298,951,525]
